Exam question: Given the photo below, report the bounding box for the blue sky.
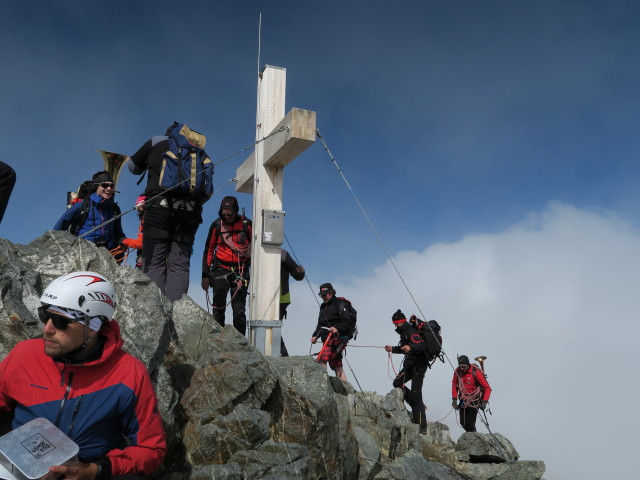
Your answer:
[2,2,639,478]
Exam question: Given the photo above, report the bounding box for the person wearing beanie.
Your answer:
[128,123,211,301]
[201,196,252,335]
[53,170,125,256]
[385,309,429,434]
[452,354,492,432]
[311,283,357,382]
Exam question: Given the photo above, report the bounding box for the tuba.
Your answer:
[98,150,130,189]
[475,356,487,373]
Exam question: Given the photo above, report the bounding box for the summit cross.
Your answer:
[235,65,316,356]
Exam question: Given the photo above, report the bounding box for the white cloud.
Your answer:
[282,202,638,479]
[192,202,637,479]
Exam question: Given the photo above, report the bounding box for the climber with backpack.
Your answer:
[311,283,357,382]
[452,355,492,432]
[409,314,444,367]
[201,196,252,335]
[385,309,429,434]
[128,122,213,301]
[53,171,125,258]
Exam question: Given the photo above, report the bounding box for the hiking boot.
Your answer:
[420,427,428,434]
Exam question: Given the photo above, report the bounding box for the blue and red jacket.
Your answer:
[54,193,125,249]
[0,320,166,476]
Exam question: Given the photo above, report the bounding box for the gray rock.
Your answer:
[459,460,546,480]
[189,462,244,480]
[229,441,310,479]
[374,449,473,480]
[170,295,221,362]
[422,422,455,448]
[456,432,519,463]
[266,356,357,479]
[183,405,270,465]
[0,234,547,480]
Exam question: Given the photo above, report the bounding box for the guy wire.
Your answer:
[317,129,512,456]
[315,129,456,370]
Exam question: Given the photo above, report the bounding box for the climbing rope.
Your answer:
[316,130,513,454]
[316,129,453,371]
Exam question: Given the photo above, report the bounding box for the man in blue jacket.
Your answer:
[54,171,125,253]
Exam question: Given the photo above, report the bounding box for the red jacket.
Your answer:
[122,220,143,250]
[0,320,166,476]
[202,216,252,276]
[451,365,491,402]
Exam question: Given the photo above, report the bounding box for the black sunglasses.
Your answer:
[99,182,115,189]
[37,306,84,330]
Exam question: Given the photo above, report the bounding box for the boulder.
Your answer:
[456,432,519,463]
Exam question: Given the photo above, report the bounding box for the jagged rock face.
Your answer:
[0,232,546,480]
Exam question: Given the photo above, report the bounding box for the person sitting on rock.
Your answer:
[452,355,492,432]
[385,309,429,434]
[0,271,166,479]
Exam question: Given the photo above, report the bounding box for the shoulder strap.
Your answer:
[212,218,222,242]
[471,365,486,385]
[70,197,92,235]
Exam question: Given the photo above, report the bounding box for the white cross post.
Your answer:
[235,65,316,356]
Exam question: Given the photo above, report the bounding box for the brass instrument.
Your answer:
[475,355,487,373]
[98,150,130,189]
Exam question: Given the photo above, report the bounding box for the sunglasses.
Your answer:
[99,182,115,189]
[37,306,84,330]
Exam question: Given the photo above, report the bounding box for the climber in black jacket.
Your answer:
[385,309,429,434]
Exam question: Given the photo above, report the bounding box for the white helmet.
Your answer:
[40,271,116,321]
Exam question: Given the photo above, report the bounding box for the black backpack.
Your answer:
[410,315,442,362]
[337,297,358,340]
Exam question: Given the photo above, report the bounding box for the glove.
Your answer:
[480,400,487,410]
[201,277,210,291]
[452,399,459,410]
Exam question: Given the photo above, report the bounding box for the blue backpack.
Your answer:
[160,122,213,200]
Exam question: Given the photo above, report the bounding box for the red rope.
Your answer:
[315,331,334,363]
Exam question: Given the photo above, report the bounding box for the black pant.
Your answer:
[459,407,478,432]
[279,303,289,356]
[393,363,427,430]
[142,205,198,301]
[0,161,16,223]
[210,266,248,335]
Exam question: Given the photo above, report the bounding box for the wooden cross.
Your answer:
[235,65,316,356]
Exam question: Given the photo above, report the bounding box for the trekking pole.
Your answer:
[478,408,515,464]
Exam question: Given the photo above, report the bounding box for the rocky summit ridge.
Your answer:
[0,231,546,479]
